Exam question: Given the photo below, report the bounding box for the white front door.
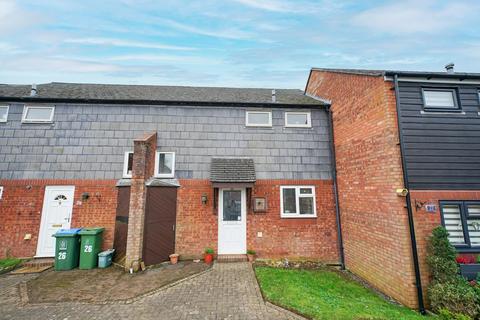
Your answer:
[36,186,75,257]
[218,188,246,254]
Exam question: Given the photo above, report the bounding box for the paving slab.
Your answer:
[0,262,304,320]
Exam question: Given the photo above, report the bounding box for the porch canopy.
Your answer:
[210,157,256,188]
[210,158,256,210]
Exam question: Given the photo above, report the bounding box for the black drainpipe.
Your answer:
[326,105,345,270]
[393,74,426,314]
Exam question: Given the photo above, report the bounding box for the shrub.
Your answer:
[438,308,472,320]
[427,226,459,283]
[247,249,256,255]
[427,226,480,318]
[428,280,479,319]
[204,248,214,254]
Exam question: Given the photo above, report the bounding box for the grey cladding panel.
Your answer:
[0,103,332,180]
[397,81,480,189]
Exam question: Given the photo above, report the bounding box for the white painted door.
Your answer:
[36,186,75,257]
[218,188,246,254]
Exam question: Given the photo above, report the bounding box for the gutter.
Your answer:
[326,105,345,270]
[392,74,426,314]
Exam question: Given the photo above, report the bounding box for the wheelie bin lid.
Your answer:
[78,227,105,235]
[53,228,83,237]
[98,249,115,257]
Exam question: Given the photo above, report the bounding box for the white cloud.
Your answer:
[0,0,40,33]
[63,37,196,51]
[157,19,252,40]
[105,54,221,65]
[352,0,475,34]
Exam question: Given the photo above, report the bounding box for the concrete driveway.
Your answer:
[0,262,303,320]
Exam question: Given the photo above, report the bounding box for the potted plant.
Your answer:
[456,254,480,281]
[169,253,179,265]
[247,249,256,262]
[204,248,214,264]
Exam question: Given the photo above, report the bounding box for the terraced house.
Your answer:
[306,66,480,311]
[0,83,340,271]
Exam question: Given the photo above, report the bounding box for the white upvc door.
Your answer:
[36,186,75,257]
[218,188,247,254]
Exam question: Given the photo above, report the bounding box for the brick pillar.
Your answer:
[125,132,157,271]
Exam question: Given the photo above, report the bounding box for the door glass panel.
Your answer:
[282,188,296,214]
[223,190,241,221]
[442,204,466,245]
[299,197,314,215]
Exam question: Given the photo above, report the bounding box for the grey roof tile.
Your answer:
[210,158,256,183]
[0,82,325,106]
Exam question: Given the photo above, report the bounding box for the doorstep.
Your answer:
[217,254,247,263]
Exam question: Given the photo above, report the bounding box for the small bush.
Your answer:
[427,227,458,283]
[204,248,214,254]
[438,308,472,320]
[428,280,479,319]
[427,226,480,319]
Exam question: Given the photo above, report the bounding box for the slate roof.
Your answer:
[311,68,480,79]
[210,158,256,183]
[0,82,326,106]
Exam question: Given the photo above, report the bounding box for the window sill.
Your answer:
[455,247,480,253]
[280,214,317,219]
[421,110,465,115]
[21,121,54,124]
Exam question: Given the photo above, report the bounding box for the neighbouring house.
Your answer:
[0,83,340,270]
[306,65,480,310]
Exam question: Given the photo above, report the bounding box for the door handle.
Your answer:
[64,217,70,222]
[172,224,175,231]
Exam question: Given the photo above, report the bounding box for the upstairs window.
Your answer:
[422,89,459,111]
[246,111,272,127]
[280,186,316,218]
[440,201,480,250]
[123,151,133,178]
[0,106,9,122]
[22,106,55,123]
[285,111,311,127]
[155,152,175,178]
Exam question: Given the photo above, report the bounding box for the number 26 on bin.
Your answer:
[84,245,93,253]
[58,252,66,260]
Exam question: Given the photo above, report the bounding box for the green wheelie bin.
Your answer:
[78,227,105,269]
[53,228,82,271]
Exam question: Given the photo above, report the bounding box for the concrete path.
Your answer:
[0,262,304,320]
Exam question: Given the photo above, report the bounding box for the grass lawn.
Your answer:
[255,266,428,320]
[0,257,22,270]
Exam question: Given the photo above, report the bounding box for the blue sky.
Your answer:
[1,0,479,89]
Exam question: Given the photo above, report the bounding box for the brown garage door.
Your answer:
[143,186,177,266]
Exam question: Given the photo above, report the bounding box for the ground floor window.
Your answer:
[280,186,316,218]
[440,201,480,251]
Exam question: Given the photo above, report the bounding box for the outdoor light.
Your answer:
[81,192,90,201]
[201,194,208,205]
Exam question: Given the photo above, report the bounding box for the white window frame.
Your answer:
[280,186,317,218]
[123,151,133,178]
[155,151,175,178]
[245,111,272,127]
[0,105,9,122]
[0,186,3,200]
[21,105,55,123]
[285,111,311,128]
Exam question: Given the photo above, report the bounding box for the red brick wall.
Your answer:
[306,70,419,308]
[410,190,480,301]
[0,179,117,258]
[175,179,339,262]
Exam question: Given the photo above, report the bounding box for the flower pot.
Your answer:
[169,254,179,265]
[247,254,255,263]
[459,263,480,281]
[204,253,213,264]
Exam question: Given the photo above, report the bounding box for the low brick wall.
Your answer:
[175,179,339,263]
[0,179,118,258]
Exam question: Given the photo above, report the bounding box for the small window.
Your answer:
[22,106,54,123]
[155,152,175,178]
[285,111,311,127]
[280,186,316,218]
[0,186,3,200]
[0,106,9,122]
[422,89,458,110]
[440,201,480,250]
[123,151,133,178]
[246,111,272,127]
